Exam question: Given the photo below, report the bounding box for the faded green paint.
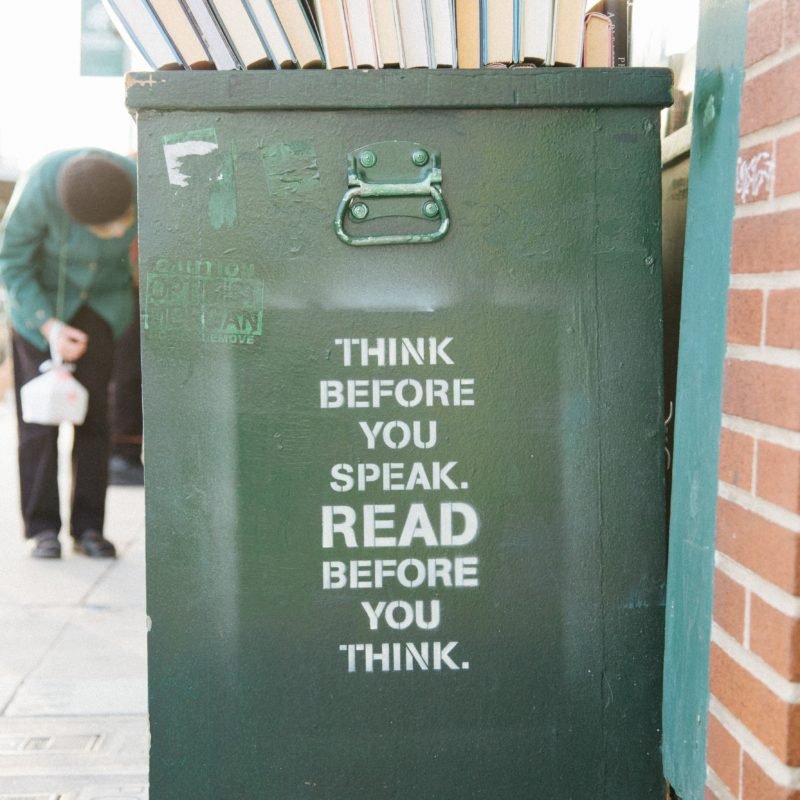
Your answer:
[209,148,238,229]
[661,2,750,798]
[129,69,671,800]
[127,68,673,111]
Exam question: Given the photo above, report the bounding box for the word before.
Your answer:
[322,503,479,548]
[334,337,454,366]
[339,641,469,672]
[322,556,480,589]
[320,378,475,409]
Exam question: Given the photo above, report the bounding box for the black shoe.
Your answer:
[31,530,61,559]
[109,455,144,487]
[74,529,117,559]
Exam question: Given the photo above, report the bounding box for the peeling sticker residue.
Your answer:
[162,129,219,188]
[162,129,238,228]
[261,141,320,198]
[735,151,775,203]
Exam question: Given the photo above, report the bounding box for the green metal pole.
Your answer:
[662,1,750,797]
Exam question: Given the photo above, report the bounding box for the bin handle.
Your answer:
[334,141,450,247]
[334,185,450,247]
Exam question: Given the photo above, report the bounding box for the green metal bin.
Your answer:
[127,68,672,799]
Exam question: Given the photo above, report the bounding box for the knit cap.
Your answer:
[56,154,133,225]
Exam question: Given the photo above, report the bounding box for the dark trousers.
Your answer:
[110,290,143,461]
[13,306,114,540]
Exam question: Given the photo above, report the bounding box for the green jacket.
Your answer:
[0,149,137,351]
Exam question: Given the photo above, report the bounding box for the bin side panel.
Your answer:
[137,97,665,799]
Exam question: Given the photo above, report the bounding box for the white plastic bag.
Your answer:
[20,323,89,426]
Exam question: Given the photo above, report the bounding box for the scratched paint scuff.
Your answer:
[209,147,238,230]
[260,141,320,198]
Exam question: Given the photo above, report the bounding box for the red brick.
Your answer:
[727,289,764,345]
[710,643,800,763]
[766,289,800,349]
[714,568,747,642]
[736,143,776,205]
[740,55,800,136]
[785,0,800,46]
[732,209,800,273]
[757,441,800,514]
[719,428,755,490]
[707,714,742,794]
[716,498,800,595]
[723,360,800,431]
[751,595,800,681]
[743,752,800,799]
[746,0,783,66]
[776,132,800,197]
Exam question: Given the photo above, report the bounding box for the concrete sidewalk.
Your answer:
[0,387,149,799]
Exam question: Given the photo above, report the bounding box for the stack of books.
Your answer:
[103,0,630,72]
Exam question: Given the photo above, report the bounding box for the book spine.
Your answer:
[342,0,380,68]
[511,0,519,64]
[479,0,486,66]
[142,0,191,67]
[179,0,243,69]
[605,0,627,66]
[104,0,182,69]
[204,0,250,67]
[448,0,457,68]
[545,0,556,65]
[300,0,325,54]
[421,0,437,68]
[269,0,301,66]
[454,0,478,68]
[242,0,290,68]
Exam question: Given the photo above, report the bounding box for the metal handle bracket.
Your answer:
[334,141,450,247]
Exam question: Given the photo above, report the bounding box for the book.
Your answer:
[481,0,515,66]
[243,0,298,67]
[179,0,242,68]
[582,10,612,66]
[518,0,552,64]
[102,0,183,69]
[314,0,352,68]
[428,0,456,68]
[588,0,628,66]
[271,0,325,67]
[371,0,401,67]
[394,0,432,68]
[454,0,479,68]
[205,0,274,67]
[147,0,215,68]
[550,0,583,65]
[342,0,380,68]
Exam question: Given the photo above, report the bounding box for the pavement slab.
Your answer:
[0,715,148,795]
[0,392,149,798]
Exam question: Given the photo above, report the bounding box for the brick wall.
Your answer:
[706,0,800,797]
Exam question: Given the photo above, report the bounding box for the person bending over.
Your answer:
[0,150,137,558]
